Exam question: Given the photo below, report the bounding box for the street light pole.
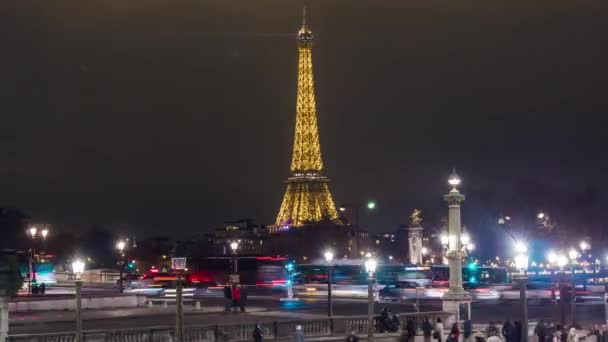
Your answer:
[604,283,608,324]
[324,251,334,320]
[230,242,239,275]
[324,250,334,334]
[171,257,187,342]
[72,260,85,342]
[520,277,528,341]
[514,242,529,342]
[116,240,126,293]
[568,248,579,326]
[571,265,576,325]
[365,258,377,342]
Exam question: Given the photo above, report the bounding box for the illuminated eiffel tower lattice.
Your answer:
[275,8,339,227]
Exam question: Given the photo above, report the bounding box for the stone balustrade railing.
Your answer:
[8,311,452,342]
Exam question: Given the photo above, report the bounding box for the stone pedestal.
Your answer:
[442,297,471,327]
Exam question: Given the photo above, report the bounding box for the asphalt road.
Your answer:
[9,295,606,335]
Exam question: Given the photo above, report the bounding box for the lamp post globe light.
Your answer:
[568,248,579,326]
[324,250,334,332]
[116,240,127,293]
[557,255,569,269]
[460,234,470,247]
[26,225,50,295]
[72,259,85,342]
[230,241,239,276]
[513,241,529,342]
[442,170,471,324]
[364,257,377,342]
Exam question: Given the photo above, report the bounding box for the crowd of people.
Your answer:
[223,284,248,312]
[249,309,606,342]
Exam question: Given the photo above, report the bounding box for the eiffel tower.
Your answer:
[275,8,339,227]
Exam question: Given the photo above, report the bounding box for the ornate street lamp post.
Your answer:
[172,256,187,342]
[116,240,126,293]
[365,257,377,342]
[324,250,334,318]
[230,241,239,275]
[72,259,85,342]
[568,249,579,325]
[324,250,334,333]
[514,242,529,342]
[442,171,471,324]
[26,226,49,294]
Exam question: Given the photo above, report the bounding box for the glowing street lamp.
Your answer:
[26,225,50,294]
[116,240,126,252]
[230,241,239,276]
[547,251,558,265]
[72,259,85,279]
[557,255,569,268]
[466,243,475,252]
[28,226,38,238]
[440,234,449,246]
[72,259,85,342]
[580,241,590,252]
[367,201,376,210]
[537,212,545,219]
[364,257,377,342]
[448,170,461,188]
[460,233,470,246]
[324,250,334,323]
[515,241,528,254]
[513,241,529,341]
[421,247,429,255]
[115,240,127,293]
[324,250,334,263]
[569,249,579,261]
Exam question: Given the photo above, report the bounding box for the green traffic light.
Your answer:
[367,201,376,210]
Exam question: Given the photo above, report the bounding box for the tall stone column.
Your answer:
[442,171,471,325]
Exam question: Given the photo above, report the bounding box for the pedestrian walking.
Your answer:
[464,320,473,342]
[511,321,522,342]
[253,324,263,342]
[446,323,460,342]
[422,317,433,342]
[295,325,305,342]
[224,285,232,312]
[406,318,417,342]
[559,326,567,342]
[536,320,547,342]
[434,318,444,342]
[232,284,241,312]
[240,285,248,312]
[502,320,513,342]
[40,282,46,295]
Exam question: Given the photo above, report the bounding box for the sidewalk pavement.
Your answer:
[10,306,267,325]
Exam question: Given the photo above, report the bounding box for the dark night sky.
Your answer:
[2,0,608,242]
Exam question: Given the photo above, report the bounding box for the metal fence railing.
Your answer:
[7,311,452,342]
